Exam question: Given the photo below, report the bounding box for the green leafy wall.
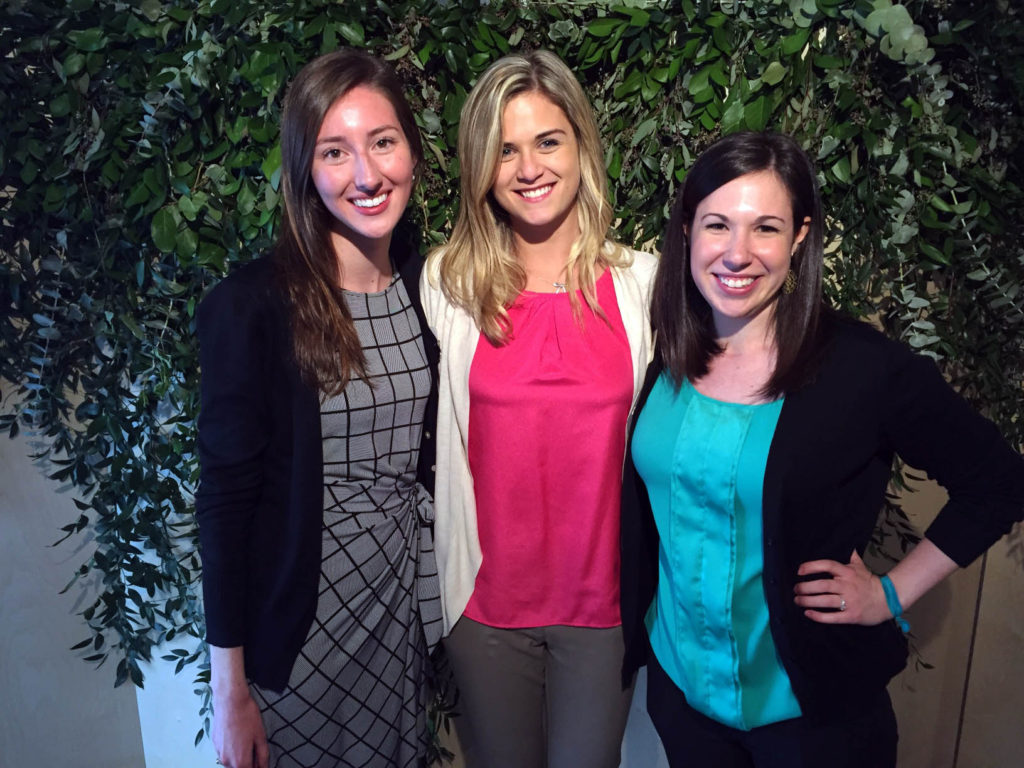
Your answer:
[2,0,1022,697]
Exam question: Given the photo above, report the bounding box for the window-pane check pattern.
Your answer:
[252,276,442,767]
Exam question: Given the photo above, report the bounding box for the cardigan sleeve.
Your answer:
[420,253,445,337]
[619,360,664,686]
[880,342,1024,566]
[194,263,275,647]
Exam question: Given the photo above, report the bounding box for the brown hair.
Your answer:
[653,131,824,398]
[275,49,422,394]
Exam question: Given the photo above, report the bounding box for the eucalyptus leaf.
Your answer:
[818,135,840,159]
[66,28,107,52]
[831,157,852,184]
[631,118,657,148]
[339,22,365,46]
[588,18,622,38]
[762,61,787,86]
[743,96,770,131]
[261,145,282,190]
[789,0,817,28]
[151,208,178,253]
[721,97,744,134]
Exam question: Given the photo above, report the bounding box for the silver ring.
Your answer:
[839,598,847,612]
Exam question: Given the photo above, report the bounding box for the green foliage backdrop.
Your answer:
[2,0,1022,722]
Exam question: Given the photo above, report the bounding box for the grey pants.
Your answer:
[444,617,634,768]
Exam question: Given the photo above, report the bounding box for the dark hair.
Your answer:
[652,131,825,398]
[275,49,422,394]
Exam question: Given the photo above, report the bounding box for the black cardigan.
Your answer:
[194,242,438,691]
[620,313,1024,723]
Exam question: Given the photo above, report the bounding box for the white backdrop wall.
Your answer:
[0,431,144,768]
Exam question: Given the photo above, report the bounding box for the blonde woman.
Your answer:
[421,51,656,768]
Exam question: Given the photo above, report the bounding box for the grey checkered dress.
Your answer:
[252,276,442,767]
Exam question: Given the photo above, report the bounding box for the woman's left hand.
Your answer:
[793,550,891,625]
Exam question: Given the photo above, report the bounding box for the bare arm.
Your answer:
[210,645,269,768]
[793,538,959,625]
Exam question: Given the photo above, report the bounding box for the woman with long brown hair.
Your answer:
[195,49,440,768]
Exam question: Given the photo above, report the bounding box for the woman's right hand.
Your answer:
[212,687,269,768]
[210,645,269,768]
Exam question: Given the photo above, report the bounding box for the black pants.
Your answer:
[647,654,897,768]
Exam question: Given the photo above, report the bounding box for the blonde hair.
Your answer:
[431,50,629,343]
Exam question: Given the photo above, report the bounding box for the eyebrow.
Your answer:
[315,124,401,146]
[701,212,788,223]
[503,128,568,146]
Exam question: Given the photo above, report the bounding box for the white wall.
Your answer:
[0,431,144,768]
[621,669,669,767]
[136,650,216,768]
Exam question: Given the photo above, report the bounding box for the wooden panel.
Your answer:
[885,477,979,768]
[956,531,1024,768]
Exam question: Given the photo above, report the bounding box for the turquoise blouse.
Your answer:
[632,374,801,730]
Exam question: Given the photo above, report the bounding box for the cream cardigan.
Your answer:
[421,248,658,634]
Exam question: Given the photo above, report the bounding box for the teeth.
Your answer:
[719,276,755,288]
[353,193,387,208]
[520,185,552,199]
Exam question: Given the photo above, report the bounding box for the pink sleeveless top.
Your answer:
[464,269,633,628]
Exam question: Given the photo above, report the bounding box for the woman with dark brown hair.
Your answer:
[620,131,1024,767]
[195,49,440,768]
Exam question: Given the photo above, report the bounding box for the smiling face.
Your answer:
[490,91,582,245]
[310,85,415,255]
[688,170,810,337]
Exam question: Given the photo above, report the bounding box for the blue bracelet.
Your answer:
[880,574,911,633]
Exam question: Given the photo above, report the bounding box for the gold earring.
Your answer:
[783,269,797,295]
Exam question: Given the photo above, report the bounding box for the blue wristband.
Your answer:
[880,574,910,633]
